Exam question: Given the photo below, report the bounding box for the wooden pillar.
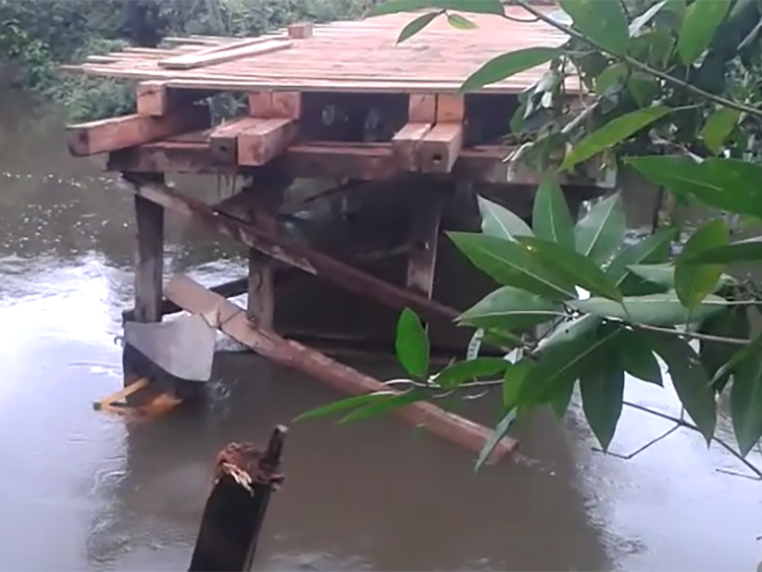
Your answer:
[132,173,165,323]
[406,186,447,304]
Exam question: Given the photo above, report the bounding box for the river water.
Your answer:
[0,90,760,571]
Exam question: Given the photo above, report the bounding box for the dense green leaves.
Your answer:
[700,106,741,155]
[397,11,441,43]
[674,220,729,309]
[561,106,671,170]
[699,307,750,392]
[652,334,717,443]
[560,0,629,55]
[681,237,762,264]
[461,47,562,92]
[616,328,663,385]
[448,232,576,300]
[606,229,677,287]
[730,351,762,456]
[677,0,731,65]
[532,173,575,245]
[574,193,626,264]
[629,0,669,36]
[434,357,509,389]
[395,308,430,378]
[627,263,737,292]
[517,236,623,301]
[372,0,504,16]
[457,286,564,330]
[580,349,625,450]
[477,195,534,240]
[568,291,726,326]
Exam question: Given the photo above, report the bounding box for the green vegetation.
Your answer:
[297,0,762,471]
[0,0,379,120]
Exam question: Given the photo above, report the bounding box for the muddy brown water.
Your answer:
[0,90,761,571]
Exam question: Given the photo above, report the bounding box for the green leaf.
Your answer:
[373,0,504,16]
[560,0,629,55]
[532,172,574,245]
[701,106,741,155]
[615,328,663,385]
[699,306,750,392]
[446,12,477,29]
[396,11,441,43]
[629,0,669,36]
[580,351,625,450]
[448,232,576,300]
[340,390,427,423]
[652,333,717,443]
[574,192,626,264]
[457,286,564,330]
[606,228,678,286]
[395,308,430,378]
[677,0,731,65]
[595,62,628,97]
[562,106,671,170]
[502,361,529,410]
[521,325,619,406]
[731,351,762,456]
[434,357,509,389]
[517,235,623,301]
[293,391,397,422]
[628,262,737,291]
[477,195,534,241]
[460,47,562,93]
[475,409,516,471]
[537,314,601,353]
[550,377,577,419]
[625,156,762,219]
[681,237,762,264]
[568,291,727,326]
[675,220,729,309]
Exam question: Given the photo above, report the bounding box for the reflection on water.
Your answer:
[0,88,760,572]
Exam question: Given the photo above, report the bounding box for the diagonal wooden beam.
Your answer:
[125,178,460,324]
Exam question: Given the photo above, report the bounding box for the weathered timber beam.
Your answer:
[408,94,437,123]
[68,104,211,156]
[435,94,465,123]
[133,179,165,323]
[128,179,460,324]
[238,118,297,166]
[248,91,302,119]
[419,124,464,174]
[135,80,214,116]
[165,275,516,463]
[406,192,445,298]
[208,117,266,164]
[159,38,292,70]
[392,123,432,172]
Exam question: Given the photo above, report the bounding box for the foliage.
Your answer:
[295,0,762,468]
[0,0,381,120]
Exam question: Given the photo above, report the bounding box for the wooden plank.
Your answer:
[209,116,266,165]
[237,118,297,166]
[165,275,517,463]
[129,180,460,325]
[67,105,210,156]
[159,39,292,70]
[408,94,436,123]
[248,91,301,119]
[133,191,165,323]
[418,124,463,174]
[406,195,444,298]
[392,122,432,172]
[136,80,214,116]
[436,94,465,123]
[288,22,313,39]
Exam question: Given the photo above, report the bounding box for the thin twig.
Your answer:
[513,0,762,119]
[623,400,762,480]
[634,323,750,346]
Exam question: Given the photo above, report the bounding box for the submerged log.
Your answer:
[165,274,517,462]
[189,426,287,572]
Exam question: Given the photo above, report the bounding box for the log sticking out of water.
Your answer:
[165,274,517,463]
[189,426,287,572]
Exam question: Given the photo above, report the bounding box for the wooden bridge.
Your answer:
[62,4,611,463]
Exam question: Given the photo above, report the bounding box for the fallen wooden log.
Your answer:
[189,426,287,572]
[165,274,517,463]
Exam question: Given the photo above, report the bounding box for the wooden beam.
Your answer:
[165,275,516,463]
[128,180,460,325]
[136,80,214,116]
[238,118,297,166]
[406,193,445,298]
[158,38,292,70]
[247,91,302,119]
[209,116,265,164]
[419,124,463,174]
[392,123,432,172]
[133,189,165,323]
[287,22,313,39]
[408,94,436,123]
[436,94,465,123]
[67,105,210,156]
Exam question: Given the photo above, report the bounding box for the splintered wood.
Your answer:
[62,6,577,94]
